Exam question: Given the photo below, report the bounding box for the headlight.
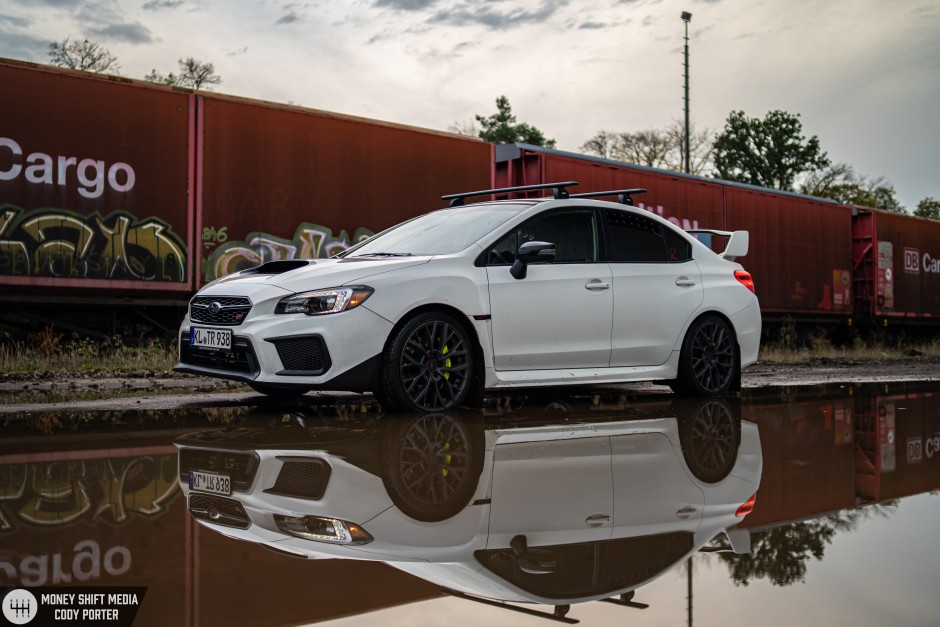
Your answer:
[275,286,373,315]
[274,515,373,545]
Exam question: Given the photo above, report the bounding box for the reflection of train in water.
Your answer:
[0,386,938,624]
[2,57,940,336]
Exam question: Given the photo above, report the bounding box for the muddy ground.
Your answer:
[1,356,938,414]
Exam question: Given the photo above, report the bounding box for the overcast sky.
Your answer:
[1,0,937,209]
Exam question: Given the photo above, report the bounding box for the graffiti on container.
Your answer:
[206,222,374,281]
[201,225,229,250]
[0,455,180,534]
[0,540,132,586]
[0,205,186,281]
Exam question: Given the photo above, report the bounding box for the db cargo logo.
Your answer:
[904,248,920,273]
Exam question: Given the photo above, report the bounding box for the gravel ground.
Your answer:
[2,356,938,415]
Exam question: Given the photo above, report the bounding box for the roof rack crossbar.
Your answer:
[568,188,648,206]
[442,181,579,207]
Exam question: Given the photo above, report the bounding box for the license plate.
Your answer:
[190,326,232,350]
[189,471,231,496]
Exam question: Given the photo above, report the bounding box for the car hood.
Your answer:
[205,256,432,293]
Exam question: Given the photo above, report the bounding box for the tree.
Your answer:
[475,96,555,147]
[914,197,940,219]
[447,118,480,137]
[713,110,830,191]
[801,163,905,212]
[581,121,713,174]
[48,37,120,73]
[145,57,222,90]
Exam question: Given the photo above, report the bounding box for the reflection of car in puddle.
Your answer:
[176,397,761,616]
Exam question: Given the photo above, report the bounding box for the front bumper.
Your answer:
[175,287,394,390]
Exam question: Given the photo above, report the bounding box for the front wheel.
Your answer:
[379,312,475,412]
[671,315,738,396]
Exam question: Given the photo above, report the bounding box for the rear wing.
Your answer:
[686,229,749,262]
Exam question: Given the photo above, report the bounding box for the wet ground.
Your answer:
[0,373,938,626]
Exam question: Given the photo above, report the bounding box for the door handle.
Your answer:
[585,514,611,527]
[676,506,698,519]
[675,277,696,287]
[585,281,610,290]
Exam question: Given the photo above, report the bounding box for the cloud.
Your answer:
[9,0,84,6]
[579,21,607,29]
[87,21,154,44]
[277,11,301,24]
[0,29,48,62]
[429,0,568,29]
[226,45,249,57]
[142,0,185,10]
[0,15,31,27]
[374,0,439,9]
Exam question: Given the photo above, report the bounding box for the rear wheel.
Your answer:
[381,312,475,412]
[671,315,738,396]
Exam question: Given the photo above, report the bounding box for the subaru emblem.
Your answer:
[209,301,222,315]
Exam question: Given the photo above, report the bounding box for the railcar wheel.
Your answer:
[672,315,738,396]
[381,312,474,412]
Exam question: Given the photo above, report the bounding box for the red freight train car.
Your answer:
[853,208,940,323]
[0,58,194,303]
[496,143,855,323]
[0,58,492,330]
[197,94,491,285]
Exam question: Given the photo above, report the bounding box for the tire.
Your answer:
[675,398,741,483]
[248,383,310,398]
[382,413,483,521]
[380,312,475,412]
[671,315,738,396]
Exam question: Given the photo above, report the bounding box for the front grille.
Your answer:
[189,494,250,529]
[265,458,331,500]
[268,335,332,375]
[179,448,259,491]
[180,334,259,376]
[190,296,252,326]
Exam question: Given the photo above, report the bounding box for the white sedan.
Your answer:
[175,182,761,412]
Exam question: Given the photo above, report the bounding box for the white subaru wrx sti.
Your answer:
[175,182,761,411]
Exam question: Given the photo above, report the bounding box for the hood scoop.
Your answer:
[241,259,315,275]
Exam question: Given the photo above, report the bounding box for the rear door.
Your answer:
[603,209,703,366]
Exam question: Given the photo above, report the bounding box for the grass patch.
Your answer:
[0,327,177,374]
[759,319,940,363]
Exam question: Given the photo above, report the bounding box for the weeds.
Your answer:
[760,329,940,364]
[0,327,177,374]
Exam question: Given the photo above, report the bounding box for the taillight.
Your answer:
[734,270,755,294]
[736,493,757,517]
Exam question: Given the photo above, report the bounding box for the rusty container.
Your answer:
[197,95,492,284]
[853,208,940,320]
[0,59,194,298]
[723,186,854,318]
[495,144,725,232]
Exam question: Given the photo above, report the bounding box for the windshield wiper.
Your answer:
[352,252,414,258]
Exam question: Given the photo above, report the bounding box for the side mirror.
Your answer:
[510,535,557,575]
[510,241,556,280]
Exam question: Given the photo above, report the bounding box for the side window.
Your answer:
[486,208,598,264]
[605,210,667,262]
[663,225,692,262]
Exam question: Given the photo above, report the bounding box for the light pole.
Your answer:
[681,11,692,174]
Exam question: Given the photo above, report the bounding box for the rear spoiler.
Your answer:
[686,229,749,262]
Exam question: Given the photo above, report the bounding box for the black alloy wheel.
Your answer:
[382,413,483,521]
[382,312,474,412]
[672,315,738,396]
[677,398,741,483]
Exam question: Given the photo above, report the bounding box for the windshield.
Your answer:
[340,204,527,257]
